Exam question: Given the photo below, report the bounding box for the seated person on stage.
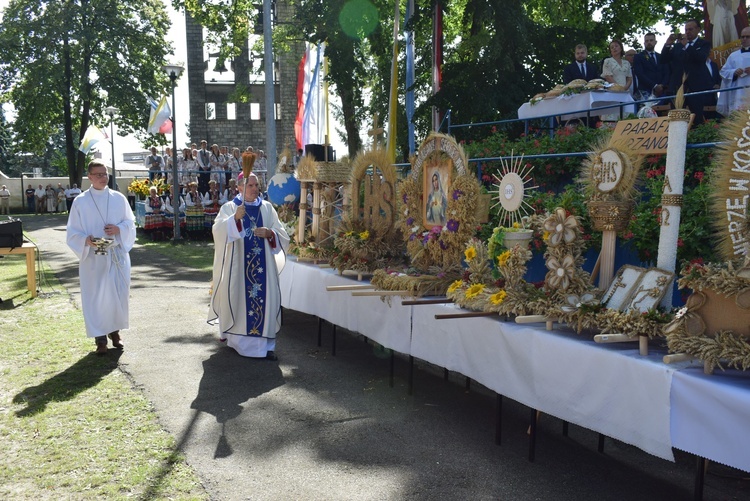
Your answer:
[164,188,186,216]
[223,178,240,202]
[563,44,600,84]
[209,173,290,360]
[718,26,750,117]
[203,179,225,209]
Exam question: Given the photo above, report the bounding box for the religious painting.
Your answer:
[423,159,450,229]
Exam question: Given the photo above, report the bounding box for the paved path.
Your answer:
[17,215,748,500]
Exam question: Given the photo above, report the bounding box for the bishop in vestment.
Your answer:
[209,173,289,359]
[66,161,136,355]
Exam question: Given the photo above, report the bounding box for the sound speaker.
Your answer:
[305,144,335,162]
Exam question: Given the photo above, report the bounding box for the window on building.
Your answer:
[206,103,216,120]
[227,103,236,120]
[250,102,260,120]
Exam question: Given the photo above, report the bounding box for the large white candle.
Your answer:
[657,109,691,307]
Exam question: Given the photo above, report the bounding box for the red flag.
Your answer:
[159,119,173,135]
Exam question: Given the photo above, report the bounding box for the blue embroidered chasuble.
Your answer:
[235,198,267,337]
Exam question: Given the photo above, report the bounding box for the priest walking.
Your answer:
[209,172,289,360]
[66,161,136,355]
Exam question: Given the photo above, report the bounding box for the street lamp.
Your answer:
[104,106,118,190]
[163,63,184,242]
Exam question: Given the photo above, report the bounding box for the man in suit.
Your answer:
[563,44,600,84]
[633,32,670,102]
[661,19,713,124]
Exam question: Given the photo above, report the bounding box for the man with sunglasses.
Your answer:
[66,161,136,355]
[717,27,750,116]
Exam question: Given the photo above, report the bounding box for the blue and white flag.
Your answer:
[147,96,171,134]
[78,125,107,154]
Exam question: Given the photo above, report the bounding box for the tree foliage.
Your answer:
[0,0,174,185]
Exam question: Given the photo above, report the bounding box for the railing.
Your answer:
[439,84,750,178]
[445,84,749,140]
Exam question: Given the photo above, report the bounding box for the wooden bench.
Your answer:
[0,242,38,298]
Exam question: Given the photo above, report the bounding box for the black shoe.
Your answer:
[109,332,123,349]
[265,351,278,361]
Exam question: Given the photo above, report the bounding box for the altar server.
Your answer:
[66,161,136,355]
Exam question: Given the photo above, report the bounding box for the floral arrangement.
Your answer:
[369,134,480,297]
[129,178,168,197]
[329,220,404,275]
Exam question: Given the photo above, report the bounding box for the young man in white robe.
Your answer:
[209,173,289,360]
[718,26,750,116]
[66,161,136,355]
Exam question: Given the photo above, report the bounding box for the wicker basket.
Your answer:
[587,200,634,232]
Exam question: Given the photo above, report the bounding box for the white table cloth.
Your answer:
[517,91,636,121]
[671,367,750,472]
[410,304,676,461]
[280,259,413,354]
[280,261,750,472]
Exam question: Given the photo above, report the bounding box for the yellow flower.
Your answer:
[345,231,354,237]
[542,230,550,242]
[489,290,507,305]
[497,250,511,267]
[447,279,464,293]
[465,283,485,299]
[359,230,370,240]
[512,222,521,229]
[464,246,477,262]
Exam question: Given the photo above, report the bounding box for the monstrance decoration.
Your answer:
[370,132,479,297]
[486,152,537,281]
[329,146,404,278]
[580,138,642,291]
[491,151,537,230]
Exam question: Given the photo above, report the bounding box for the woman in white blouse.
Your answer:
[601,39,632,121]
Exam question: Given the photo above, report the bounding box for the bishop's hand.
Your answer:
[235,205,246,220]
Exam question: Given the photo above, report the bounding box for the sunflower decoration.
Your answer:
[371,133,479,297]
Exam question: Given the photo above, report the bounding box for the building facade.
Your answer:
[184,2,301,153]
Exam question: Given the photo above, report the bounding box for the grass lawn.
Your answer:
[136,232,215,272]
[0,256,208,500]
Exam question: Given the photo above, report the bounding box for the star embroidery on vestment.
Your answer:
[252,245,262,255]
[248,310,255,317]
[258,266,264,273]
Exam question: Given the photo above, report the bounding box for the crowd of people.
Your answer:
[18,182,82,215]
[143,139,297,195]
[137,139,306,240]
[562,18,740,125]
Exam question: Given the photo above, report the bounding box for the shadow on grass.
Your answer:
[0,290,34,310]
[12,350,123,417]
